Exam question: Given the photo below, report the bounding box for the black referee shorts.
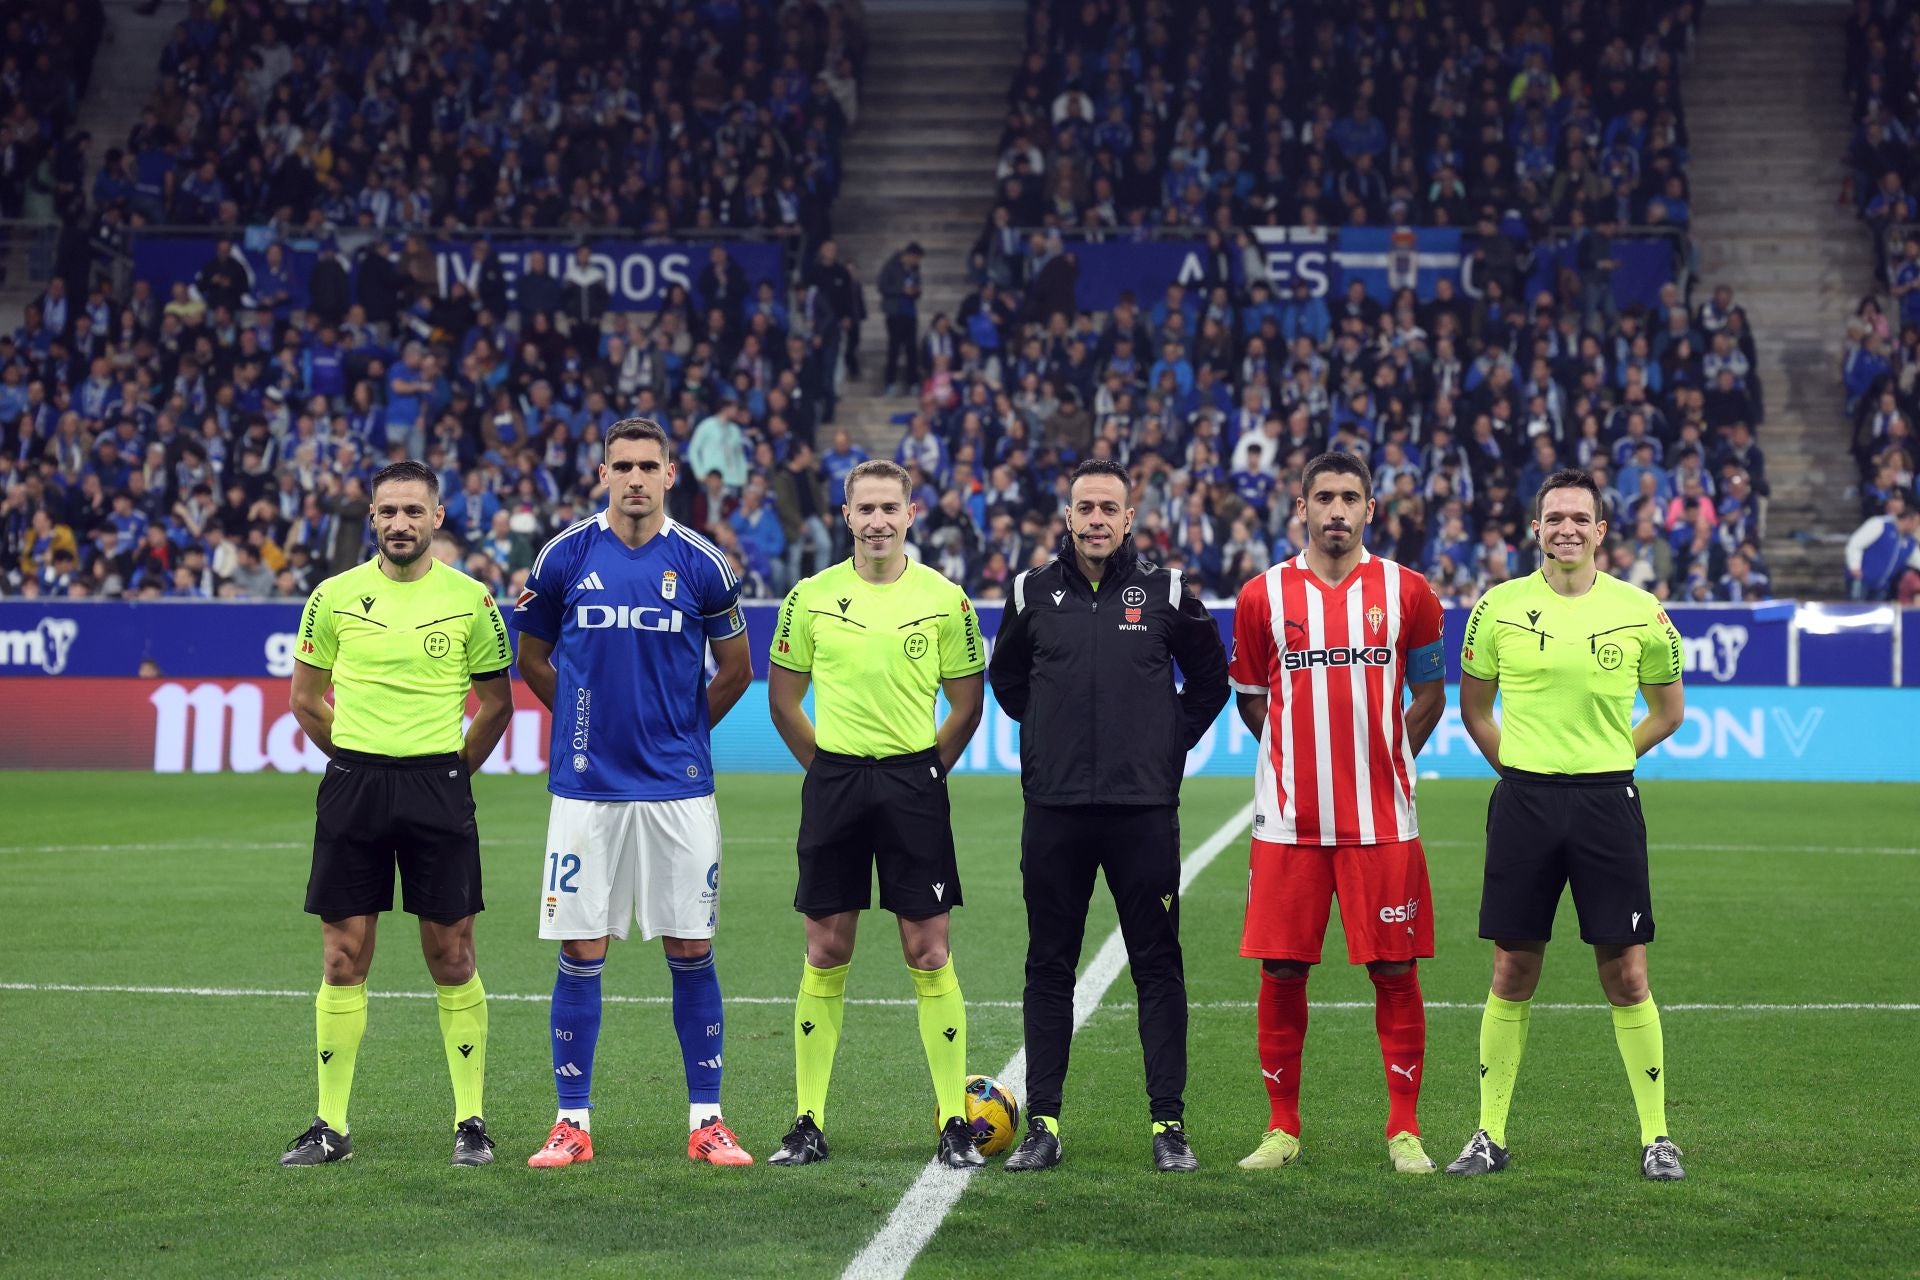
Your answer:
[795,748,960,919]
[1479,769,1653,946]
[306,749,484,924]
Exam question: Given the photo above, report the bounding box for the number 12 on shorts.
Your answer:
[547,851,582,894]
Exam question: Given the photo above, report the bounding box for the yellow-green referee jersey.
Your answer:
[770,559,986,757]
[1460,570,1682,775]
[296,557,514,755]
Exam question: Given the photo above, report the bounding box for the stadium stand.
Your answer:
[992,0,1697,235]
[0,0,105,221]
[931,0,1770,606]
[1842,1,1920,599]
[0,0,1790,611]
[1838,3,1920,598]
[108,0,861,239]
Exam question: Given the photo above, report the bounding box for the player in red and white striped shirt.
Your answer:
[1228,452,1447,1175]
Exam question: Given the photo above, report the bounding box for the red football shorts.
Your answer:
[1241,836,1435,965]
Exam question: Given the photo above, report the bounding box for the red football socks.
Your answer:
[1256,969,1308,1135]
[1371,964,1426,1137]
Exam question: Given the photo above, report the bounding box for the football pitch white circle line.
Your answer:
[837,801,1260,1280]
[0,982,1914,1015]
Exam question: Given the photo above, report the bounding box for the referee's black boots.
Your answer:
[1002,1117,1062,1171]
[1152,1122,1199,1173]
[279,1118,352,1166]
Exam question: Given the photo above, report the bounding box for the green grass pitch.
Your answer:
[0,772,1914,1278]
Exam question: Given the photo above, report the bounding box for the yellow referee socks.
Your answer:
[796,961,850,1127]
[1477,992,1531,1147]
[909,958,967,1126]
[1610,996,1668,1145]
[435,974,487,1124]
[314,981,367,1134]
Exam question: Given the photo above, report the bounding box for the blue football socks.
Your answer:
[551,951,604,1123]
[668,949,725,1125]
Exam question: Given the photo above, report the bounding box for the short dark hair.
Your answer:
[370,459,439,502]
[1301,450,1373,497]
[1068,457,1130,497]
[845,458,913,500]
[1532,467,1605,521]
[606,416,673,463]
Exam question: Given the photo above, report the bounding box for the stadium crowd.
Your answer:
[2,0,1782,610]
[1840,2,1920,600]
[989,0,1699,237]
[0,231,1781,608]
[0,0,106,222]
[93,0,863,245]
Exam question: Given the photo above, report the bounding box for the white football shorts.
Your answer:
[538,795,722,941]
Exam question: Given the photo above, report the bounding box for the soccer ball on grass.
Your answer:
[952,1074,1020,1155]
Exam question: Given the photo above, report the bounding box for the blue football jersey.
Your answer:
[512,513,744,800]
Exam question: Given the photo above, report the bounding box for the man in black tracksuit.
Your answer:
[987,459,1229,1173]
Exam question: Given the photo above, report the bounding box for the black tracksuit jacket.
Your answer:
[987,546,1230,806]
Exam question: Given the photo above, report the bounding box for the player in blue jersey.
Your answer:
[510,418,755,1168]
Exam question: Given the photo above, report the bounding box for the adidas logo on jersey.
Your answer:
[578,571,606,591]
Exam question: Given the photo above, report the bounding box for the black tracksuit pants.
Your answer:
[1021,803,1187,1124]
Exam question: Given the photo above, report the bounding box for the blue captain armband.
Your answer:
[1408,640,1444,683]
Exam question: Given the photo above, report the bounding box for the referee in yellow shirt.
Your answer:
[765,459,986,1169]
[278,460,515,1168]
[1444,469,1688,1181]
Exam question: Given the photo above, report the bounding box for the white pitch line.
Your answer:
[0,982,1912,1015]
[839,802,1257,1280]
[1202,999,1920,1012]
[0,841,309,854]
[1421,840,1919,857]
[0,982,992,1009]
[2,837,1910,857]
[0,835,800,855]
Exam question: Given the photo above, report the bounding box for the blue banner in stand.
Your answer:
[1067,227,1672,314]
[1070,240,1231,313]
[128,236,784,315]
[1252,227,1464,301]
[1521,235,1674,311]
[1070,227,1461,312]
[0,598,1822,685]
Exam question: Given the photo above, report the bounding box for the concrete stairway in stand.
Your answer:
[824,4,1024,454]
[1686,5,1871,599]
[2,0,174,328]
